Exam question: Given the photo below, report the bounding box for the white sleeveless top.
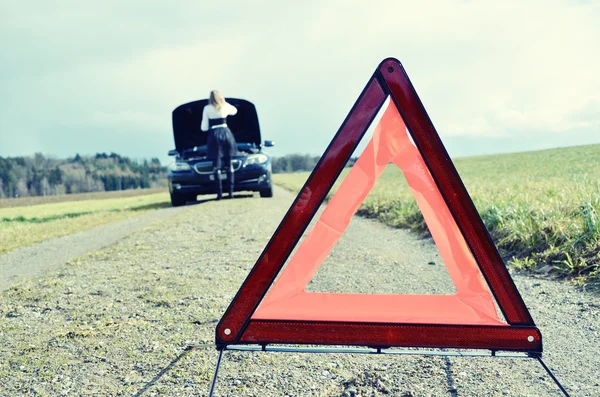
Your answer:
[201,103,238,131]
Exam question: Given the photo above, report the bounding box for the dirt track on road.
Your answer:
[0,204,191,291]
[0,186,598,396]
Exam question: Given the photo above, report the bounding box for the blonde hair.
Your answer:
[209,90,226,111]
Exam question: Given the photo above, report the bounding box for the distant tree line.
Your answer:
[271,153,357,174]
[0,152,167,198]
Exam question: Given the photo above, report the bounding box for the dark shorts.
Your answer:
[207,127,237,169]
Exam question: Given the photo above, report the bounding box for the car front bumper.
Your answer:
[169,164,271,195]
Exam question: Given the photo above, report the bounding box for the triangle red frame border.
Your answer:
[216,58,542,353]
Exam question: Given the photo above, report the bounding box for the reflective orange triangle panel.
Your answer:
[252,103,503,326]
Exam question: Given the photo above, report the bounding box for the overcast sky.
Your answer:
[1,0,598,166]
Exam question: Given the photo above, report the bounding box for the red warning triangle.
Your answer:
[216,58,542,352]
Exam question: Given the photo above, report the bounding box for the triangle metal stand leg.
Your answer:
[211,346,573,395]
[208,349,224,397]
[535,355,571,397]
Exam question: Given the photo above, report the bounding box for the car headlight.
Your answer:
[169,162,191,171]
[245,154,268,165]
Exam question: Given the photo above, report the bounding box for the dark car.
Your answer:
[167,98,274,206]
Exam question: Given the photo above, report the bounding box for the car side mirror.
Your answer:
[168,149,178,156]
[264,140,274,147]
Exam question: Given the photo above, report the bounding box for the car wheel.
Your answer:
[259,186,273,198]
[170,192,187,207]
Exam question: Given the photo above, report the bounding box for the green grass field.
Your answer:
[0,191,171,254]
[0,188,166,209]
[273,144,600,286]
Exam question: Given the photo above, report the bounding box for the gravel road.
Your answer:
[0,187,598,396]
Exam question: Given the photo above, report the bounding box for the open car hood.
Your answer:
[172,98,261,153]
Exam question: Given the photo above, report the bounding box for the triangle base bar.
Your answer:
[233,321,542,352]
[225,345,534,358]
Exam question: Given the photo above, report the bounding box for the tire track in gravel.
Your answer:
[0,202,193,291]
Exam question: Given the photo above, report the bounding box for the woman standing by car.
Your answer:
[201,90,238,200]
